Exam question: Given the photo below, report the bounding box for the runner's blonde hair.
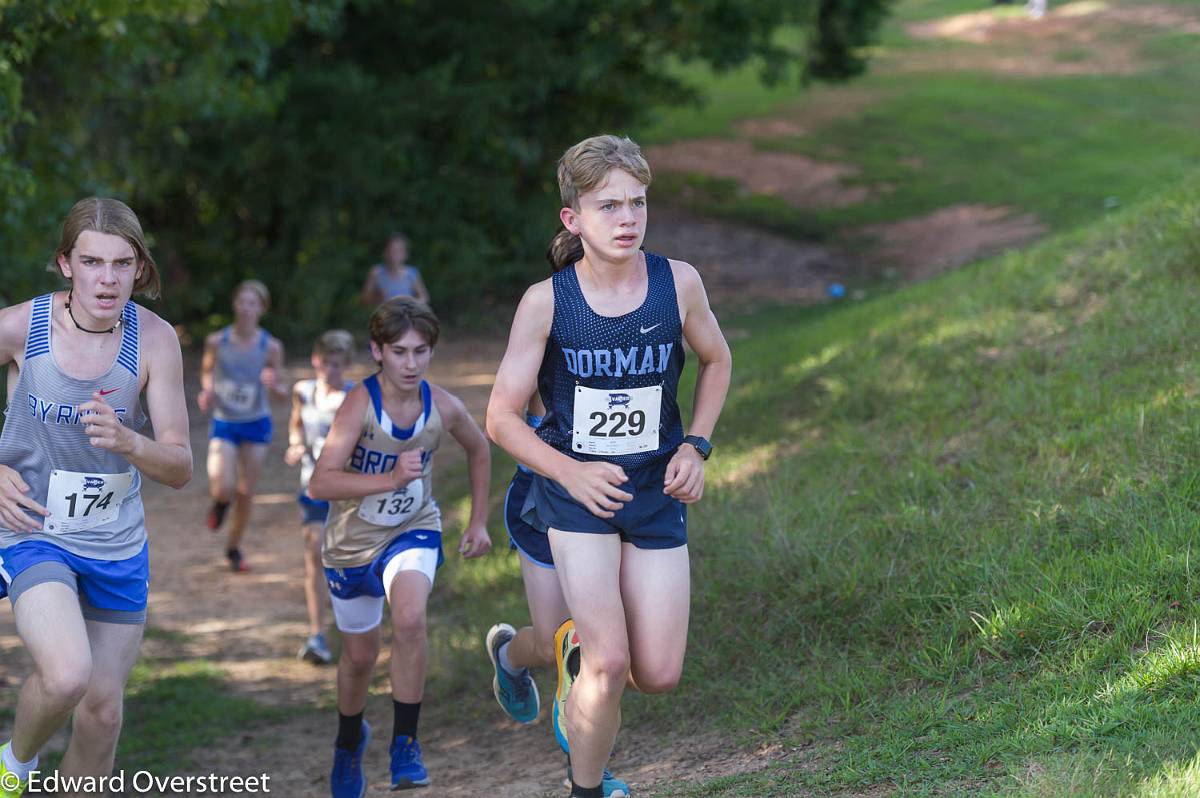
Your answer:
[233,279,271,312]
[50,197,161,299]
[548,135,652,271]
[314,329,354,358]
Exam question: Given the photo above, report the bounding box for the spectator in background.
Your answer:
[360,233,430,307]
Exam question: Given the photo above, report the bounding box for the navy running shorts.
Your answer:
[504,467,553,568]
[522,455,687,550]
[297,490,330,525]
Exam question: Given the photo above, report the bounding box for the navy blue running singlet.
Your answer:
[536,251,685,470]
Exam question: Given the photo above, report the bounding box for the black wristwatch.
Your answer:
[681,435,712,460]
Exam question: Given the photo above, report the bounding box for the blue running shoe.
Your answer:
[330,721,370,798]
[486,622,540,724]
[565,761,632,798]
[299,633,334,666]
[389,735,430,790]
[601,771,632,798]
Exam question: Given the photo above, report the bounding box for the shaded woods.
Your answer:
[0,0,887,337]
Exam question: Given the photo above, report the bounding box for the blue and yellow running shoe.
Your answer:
[553,618,581,755]
[486,622,540,724]
[389,734,430,790]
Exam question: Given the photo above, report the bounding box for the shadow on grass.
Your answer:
[116,661,290,774]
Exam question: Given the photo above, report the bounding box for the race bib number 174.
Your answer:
[571,384,661,456]
[45,470,134,534]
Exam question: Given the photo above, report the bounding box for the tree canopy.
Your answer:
[0,0,889,337]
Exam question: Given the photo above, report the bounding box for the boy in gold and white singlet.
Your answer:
[308,297,491,796]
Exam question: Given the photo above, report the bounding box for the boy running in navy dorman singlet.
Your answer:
[482,231,642,797]
[0,198,192,798]
[486,135,732,798]
[197,279,287,572]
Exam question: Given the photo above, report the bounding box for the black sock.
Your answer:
[335,711,364,751]
[393,699,421,741]
[567,646,581,679]
[571,782,603,798]
[225,548,241,561]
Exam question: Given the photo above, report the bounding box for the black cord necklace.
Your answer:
[65,292,121,335]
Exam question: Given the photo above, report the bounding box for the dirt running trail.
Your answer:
[0,322,794,797]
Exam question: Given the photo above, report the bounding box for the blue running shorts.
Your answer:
[210,416,273,446]
[324,531,444,633]
[298,490,330,525]
[0,539,150,624]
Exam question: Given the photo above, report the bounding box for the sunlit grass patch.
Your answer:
[1097,625,1200,703]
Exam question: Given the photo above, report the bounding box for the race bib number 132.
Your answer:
[357,480,425,527]
[571,384,661,456]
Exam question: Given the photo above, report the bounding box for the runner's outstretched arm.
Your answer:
[662,260,732,504]
[675,260,731,443]
[436,385,492,558]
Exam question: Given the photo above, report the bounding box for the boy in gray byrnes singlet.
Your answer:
[0,197,192,796]
[211,326,271,424]
[197,279,287,572]
[0,297,147,556]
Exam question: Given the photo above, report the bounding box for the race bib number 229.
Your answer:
[571,384,661,456]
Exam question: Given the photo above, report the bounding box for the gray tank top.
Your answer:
[0,293,147,560]
[212,327,271,422]
[372,265,422,300]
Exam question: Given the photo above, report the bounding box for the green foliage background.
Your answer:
[0,0,888,337]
